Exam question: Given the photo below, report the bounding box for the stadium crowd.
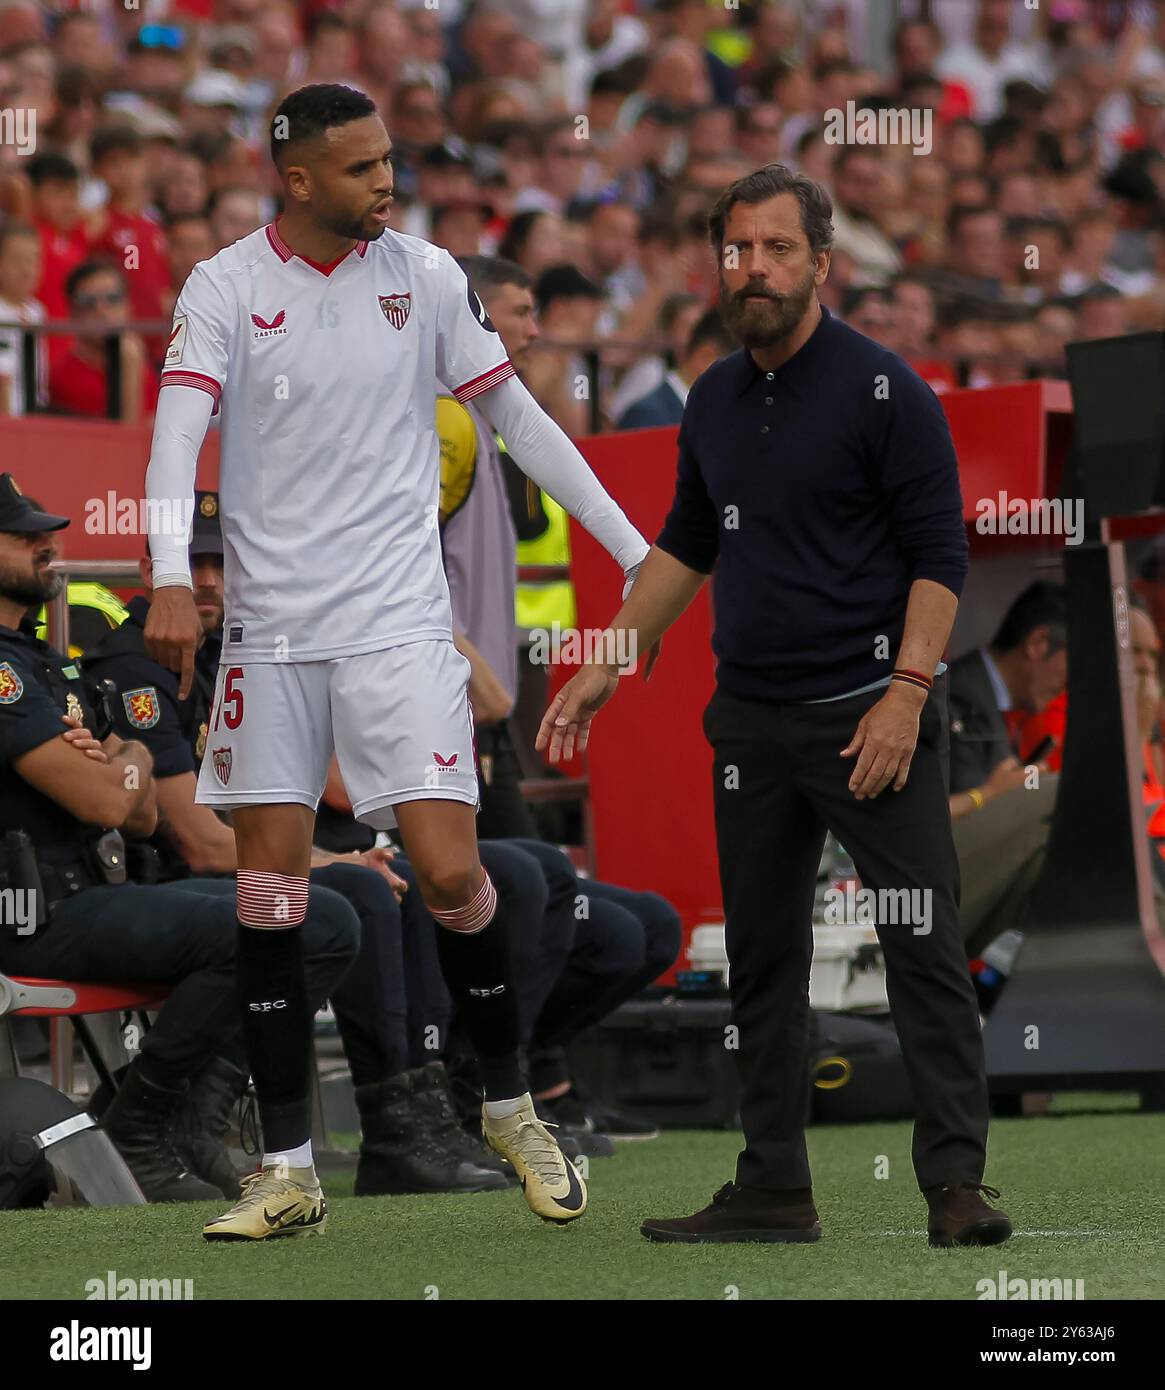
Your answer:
[2,0,1165,423]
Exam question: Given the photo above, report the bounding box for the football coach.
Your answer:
[538,164,1012,1249]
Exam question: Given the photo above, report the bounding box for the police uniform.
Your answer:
[83,591,219,884]
[0,474,358,1084]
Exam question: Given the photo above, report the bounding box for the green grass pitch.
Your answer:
[2,1098,1162,1301]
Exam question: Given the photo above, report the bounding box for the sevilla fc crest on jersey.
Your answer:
[123,686,160,730]
[0,662,23,703]
[379,293,411,330]
[213,747,232,785]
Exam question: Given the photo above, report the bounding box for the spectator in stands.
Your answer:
[829,146,903,288]
[0,482,360,1202]
[160,214,214,320]
[946,204,1007,300]
[617,306,733,429]
[158,149,210,222]
[26,153,89,327]
[1075,281,1130,339]
[839,285,894,346]
[936,0,1035,121]
[891,273,958,394]
[430,198,491,258]
[206,186,264,252]
[87,125,170,328]
[497,208,566,278]
[524,263,605,435]
[948,581,1067,955]
[0,222,45,416]
[48,258,158,424]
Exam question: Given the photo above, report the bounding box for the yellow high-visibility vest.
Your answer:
[515,489,576,633]
[35,582,129,658]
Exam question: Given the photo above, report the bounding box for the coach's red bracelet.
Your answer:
[891,668,932,692]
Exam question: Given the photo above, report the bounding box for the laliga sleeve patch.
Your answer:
[0,662,24,703]
[165,315,188,366]
[123,686,161,730]
[466,281,497,333]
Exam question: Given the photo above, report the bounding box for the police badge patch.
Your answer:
[65,692,83,723]
[123,687,161,730]
[0,662,23,703]
[212,747,232,785]
[196,721,208,762]
[378,292,411,330]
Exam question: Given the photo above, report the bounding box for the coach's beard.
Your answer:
[719,265,817,350]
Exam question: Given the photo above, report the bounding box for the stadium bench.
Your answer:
[0,974,168,1095]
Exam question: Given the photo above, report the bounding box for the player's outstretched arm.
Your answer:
[473,373,649,579]
[536,546,708,763]
[143,383,215,698]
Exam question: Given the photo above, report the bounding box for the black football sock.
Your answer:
[236,921,313,1153]
[434,914,523,1100]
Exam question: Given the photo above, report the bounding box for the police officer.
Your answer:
[0,474,360,1202]
[83,492,509,1197]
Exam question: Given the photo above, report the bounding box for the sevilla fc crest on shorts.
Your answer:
[378,293,411,330]
[212,746,232,785]
[123,686,160,730]
[0,662,23,703]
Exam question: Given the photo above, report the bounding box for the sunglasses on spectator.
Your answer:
[74,290,126,310]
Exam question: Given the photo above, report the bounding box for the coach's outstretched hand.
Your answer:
[537,664,620,764]
[144,586,204,700]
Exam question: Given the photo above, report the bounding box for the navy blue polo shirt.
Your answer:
[655,304,968,703]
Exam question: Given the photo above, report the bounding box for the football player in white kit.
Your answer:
[144,85,648,1240]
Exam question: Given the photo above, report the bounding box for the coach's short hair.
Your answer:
[270,84,378,170]
[706,164,834,258]
[456,255,531,300]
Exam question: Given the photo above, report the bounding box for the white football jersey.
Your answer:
[161,222,515,663]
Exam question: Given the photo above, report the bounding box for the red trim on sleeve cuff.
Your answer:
[160,370,222,414]
[453,359,515,402]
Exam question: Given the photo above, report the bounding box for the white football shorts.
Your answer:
[194,638,478,828]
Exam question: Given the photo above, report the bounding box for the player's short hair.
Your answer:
[269,83,378,171]
[456,255,531,301]
[65,257,124,302]
[26,152,80,187]
[992,581,1068,654]
[707,163,834,258]
[90,124,145,166]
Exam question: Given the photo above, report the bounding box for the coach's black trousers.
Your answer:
[705,674,989,1194]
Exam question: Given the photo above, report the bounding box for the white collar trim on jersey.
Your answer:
[265,221,368,276]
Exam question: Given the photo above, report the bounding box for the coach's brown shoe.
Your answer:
[925,1181,1013,1248]
[641,1181,821,1244]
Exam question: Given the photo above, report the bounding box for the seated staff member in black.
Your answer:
[541,165,1012,1249]
[83,492,509,1198]
[0,474,360,1202]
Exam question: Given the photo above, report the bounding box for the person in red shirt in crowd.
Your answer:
[159,213,215,321]
[26,153,91,365]
[48,258,158,424]
[86,125,170,352]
